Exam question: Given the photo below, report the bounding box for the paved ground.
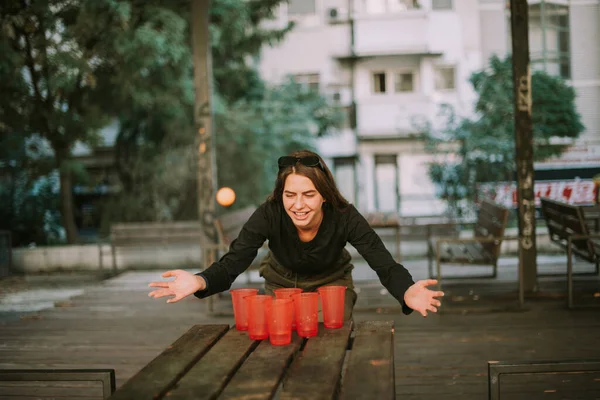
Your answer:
[0,255,599,398]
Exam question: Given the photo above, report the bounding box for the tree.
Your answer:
[215,80,344,210]
[0,0,198,243]
[101,79,343,227]
[105,0,295,219]
[1,0,330,240]
[110,0,294,197]
[0,132,62,246]
[209,0,293,103]
[425,55,584,215]
[104,0,339,224]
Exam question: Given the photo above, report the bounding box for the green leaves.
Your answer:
[2,0,339,237]
[426,54,585,216]
[215,79,343,210]
[210,0,293,102]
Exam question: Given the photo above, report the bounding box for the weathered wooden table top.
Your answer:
[108,320,395,400]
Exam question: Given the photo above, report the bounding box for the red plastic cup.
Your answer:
[292,292,319,337]
[230,288,259,331]
[317,285,346,329]
[247,295,273,340]
[274,288,303,330]
[267,298,294,346]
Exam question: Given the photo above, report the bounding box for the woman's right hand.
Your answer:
[148,270,206,303]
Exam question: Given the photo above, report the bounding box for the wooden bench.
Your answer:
[401,217,460,240]
[364,212,401,260]
[488,359,600,399]
[0,369,115,399]
[428,200,511,287]
[108,321,395,399]
[402,216,461,265]
[100,206,262,275]
[365,213,460,262]
[101,207,268,313]
[540,197,600,308]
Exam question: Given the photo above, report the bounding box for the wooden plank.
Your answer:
[463,242,490,262]
[401,223,458,241]
[3,264,600,399]
[489,360,600,400]
[0,369,115,399]
[365,212,400,228]
[340,321,395,400]
[218,334,304,400]
[548,215,588,237]
[436,201,508,269]
[0,382,104,398]
[540,198,597,262]
[279,322,353,400]
[166,329,259,399]
[109,324,229,400]
[111,221,202,228]
[441,243,488,264]
[110,208,254,246]
[498,371,600,399]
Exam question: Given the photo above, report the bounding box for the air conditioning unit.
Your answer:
[327,8,348,24]
[329,88,351,105]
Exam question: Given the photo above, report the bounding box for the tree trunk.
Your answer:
[57,155,79,244]
[510,0,537,296]
[8,166,16,229]
[192,0,218,244]
[114,127,138,193]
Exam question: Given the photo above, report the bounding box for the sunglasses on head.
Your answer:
[278,156,325,172]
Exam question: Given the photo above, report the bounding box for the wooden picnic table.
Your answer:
[108,320,394,400]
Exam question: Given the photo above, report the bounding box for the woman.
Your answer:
[149,150,443,319]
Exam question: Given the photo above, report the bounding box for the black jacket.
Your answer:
[194,201,415,313]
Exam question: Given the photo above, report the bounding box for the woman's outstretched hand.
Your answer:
[148,270,206,303]
[403,279,444,317]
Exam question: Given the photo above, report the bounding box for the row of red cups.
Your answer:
[230,286,347,346]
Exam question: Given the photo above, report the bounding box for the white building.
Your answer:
[258,0,600,216]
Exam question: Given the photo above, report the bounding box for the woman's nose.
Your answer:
[294,196,304,208]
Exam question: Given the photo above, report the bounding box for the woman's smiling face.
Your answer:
[282,173,325,230]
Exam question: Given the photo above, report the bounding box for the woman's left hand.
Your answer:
[403,279,444,317]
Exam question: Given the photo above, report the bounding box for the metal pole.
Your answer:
[510,0,538,294]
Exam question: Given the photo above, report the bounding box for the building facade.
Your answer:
[258,0,600,216]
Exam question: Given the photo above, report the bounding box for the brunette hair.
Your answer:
[268,150,350,210]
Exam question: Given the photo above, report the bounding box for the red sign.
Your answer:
[481,179,597,208]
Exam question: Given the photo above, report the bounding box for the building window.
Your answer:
[344,103,357,129]
[432,0,452,10]
[293,73,320,92]
[374,154,398,212]
[288,0,316,15]
[372,72,387,93]
[434,66,455,91]
[394,72,415,92]
[334,157,357,205]
[527,1,571,79]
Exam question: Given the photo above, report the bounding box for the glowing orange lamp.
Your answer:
[216,187,236,207]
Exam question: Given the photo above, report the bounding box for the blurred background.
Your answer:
[0,0,599,274]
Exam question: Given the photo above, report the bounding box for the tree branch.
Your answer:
[37,11,54,108]
[20,25,44,106]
